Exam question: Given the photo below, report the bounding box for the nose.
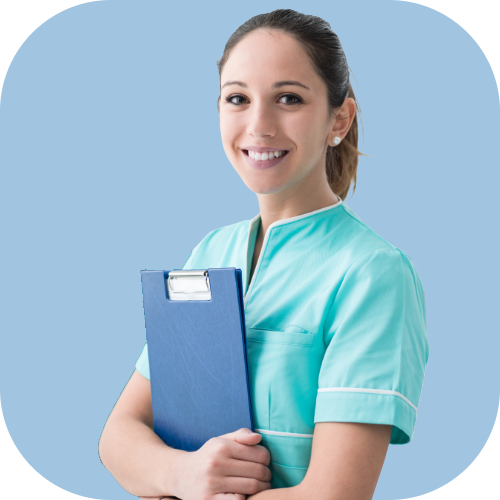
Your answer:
[247,101,277,139]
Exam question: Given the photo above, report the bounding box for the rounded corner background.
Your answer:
[0,1,499,499]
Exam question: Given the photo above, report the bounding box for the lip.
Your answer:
[241,148,290,170]
[241,146,290,153]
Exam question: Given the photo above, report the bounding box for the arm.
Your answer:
[247,422,392,500]
[99,369,272,499]
[98,369,186,498]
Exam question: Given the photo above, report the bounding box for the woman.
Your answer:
[99,9,429,500]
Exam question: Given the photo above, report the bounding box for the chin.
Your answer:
[244,179,289,195]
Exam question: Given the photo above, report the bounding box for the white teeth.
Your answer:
[248,150,286,161]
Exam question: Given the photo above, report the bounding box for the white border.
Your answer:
[318,387,418,412]
[256,429,314,438]
[0,1,498,498]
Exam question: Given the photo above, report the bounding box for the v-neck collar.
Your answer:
[243,196,344,302]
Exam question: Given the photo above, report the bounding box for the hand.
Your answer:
[173,428,272,500]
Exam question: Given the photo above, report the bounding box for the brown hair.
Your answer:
[216,8,367,201]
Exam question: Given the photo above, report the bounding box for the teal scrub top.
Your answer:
[135,197,429,489]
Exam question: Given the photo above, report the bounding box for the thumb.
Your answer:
[235,428,262,444]
[222,428,261,443]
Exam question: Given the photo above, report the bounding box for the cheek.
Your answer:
[220,112,242,141]
[220,116,241,162]
[293,114,322,145]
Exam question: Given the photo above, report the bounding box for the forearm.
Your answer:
[99,414,186,498]
[247,484,303,500]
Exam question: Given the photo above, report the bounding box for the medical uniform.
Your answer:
[135,197,429,489]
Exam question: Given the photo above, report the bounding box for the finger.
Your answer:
[223,440,271,466]
[217,476,271,496]
[212,493,246,500]
[223,457,272,483]
[228,431,262,447]
[221,427,253,437]
[222,429,261,444]
[234,433,262,445]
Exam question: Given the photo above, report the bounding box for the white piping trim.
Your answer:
[255,428,313,438]
[243,197,343,307]
[264,196,343,229]
[318,387,417,412]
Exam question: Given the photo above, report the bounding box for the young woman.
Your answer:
[99,9,429,500]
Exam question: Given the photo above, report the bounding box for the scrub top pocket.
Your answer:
[258,432,312,488]
[244,326,320,445]
[245,325,315,346]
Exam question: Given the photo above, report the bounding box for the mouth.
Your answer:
[242,149,290,160]
[241,148,290,170]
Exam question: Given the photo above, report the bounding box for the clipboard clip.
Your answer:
[166,270,211,301]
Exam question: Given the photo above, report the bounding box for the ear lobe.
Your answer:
[327,136,341,147]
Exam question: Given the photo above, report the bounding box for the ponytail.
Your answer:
[326,83,367,201]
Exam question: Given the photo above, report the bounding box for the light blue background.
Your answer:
[0,0,498,499]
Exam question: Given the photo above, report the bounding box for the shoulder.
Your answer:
[334,204,426,301]
[336,204,417,272]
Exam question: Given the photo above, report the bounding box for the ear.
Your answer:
[327,97,356,145]
[217,95,221,114]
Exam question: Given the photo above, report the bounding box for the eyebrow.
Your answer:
[221,80,311,91]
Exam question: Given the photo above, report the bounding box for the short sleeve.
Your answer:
[314,248,429,444]
[134,244,200,380]
[135,342,150,379]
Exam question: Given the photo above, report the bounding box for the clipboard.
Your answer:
[140,268,255,452]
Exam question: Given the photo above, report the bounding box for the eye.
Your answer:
[225,94,249,106]
[224,93,304,106]
[278,94,303,105]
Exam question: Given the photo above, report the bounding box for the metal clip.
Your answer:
[166,270,211,301]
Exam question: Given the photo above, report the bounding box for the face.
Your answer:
[219,29,342,198]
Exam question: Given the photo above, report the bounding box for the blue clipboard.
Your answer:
[140,267,254,452]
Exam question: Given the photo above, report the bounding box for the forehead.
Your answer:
[221,29,320,89]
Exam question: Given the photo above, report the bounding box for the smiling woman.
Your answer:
[216,23,363,206]
[99,8,429,500]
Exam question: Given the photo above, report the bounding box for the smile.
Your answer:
[245,149,288,161]
[242,149,290,170]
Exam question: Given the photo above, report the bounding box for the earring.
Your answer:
[333,136,341,145]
